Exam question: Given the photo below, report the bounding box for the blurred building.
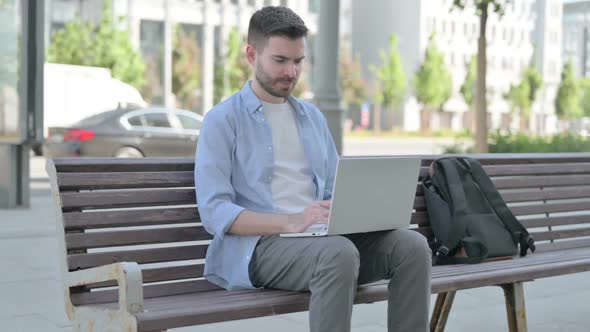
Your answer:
[348,0,561,135]
[45,0,318,113]
[563,0,590,78]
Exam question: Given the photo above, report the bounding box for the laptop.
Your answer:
[280,156,421,237]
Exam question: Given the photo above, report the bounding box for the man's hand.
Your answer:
[285,200,331,233]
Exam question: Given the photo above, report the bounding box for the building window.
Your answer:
[280,0,288,6]
[248,0,256,6]
[264,0,273,7]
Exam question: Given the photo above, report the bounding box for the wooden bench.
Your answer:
[46,153,590,332]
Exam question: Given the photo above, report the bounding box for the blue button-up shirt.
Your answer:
[194,81,339,290]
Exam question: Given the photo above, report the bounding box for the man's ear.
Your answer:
[246,44,257,65]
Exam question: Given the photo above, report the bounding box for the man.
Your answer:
[195,6,431,332]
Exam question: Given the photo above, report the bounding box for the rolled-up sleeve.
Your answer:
[195,110,245,239]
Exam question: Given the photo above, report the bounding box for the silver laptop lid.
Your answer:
[326,157,421,235]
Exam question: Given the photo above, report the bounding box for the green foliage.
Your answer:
[579,78,590,118]
[46,20,95,66]
[340,50,367,108]
[489,131,590,153]
[225,28,252,97]
[460,55,477,108]
[555,61,582,120]
[172,26,201,111]
[46,0,146,88]
[213,61,225,104]
[370,35,407,109]
[524,62,543,105]
[442,143,476,154]
[505,79,530,117]
[415,35,453,110]
[213,29,252,103]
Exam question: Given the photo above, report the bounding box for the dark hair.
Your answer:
[247,6,309,49]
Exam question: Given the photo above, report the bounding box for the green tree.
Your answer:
[460,55,477,108]
[225,28,252,98]
[579,78,590,118]
[415,35,453,133]
[555,61,582,121]
[504,77,530,132]
[340,49,368,109]
[453,0,512,152]
[460,55,477,131]
[524,62,543,106]
[46,20,96,66]
[46,0,146,88]
[370,35,407,134]
[172,26,202,111]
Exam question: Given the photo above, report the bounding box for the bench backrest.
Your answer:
[47,153,590,306]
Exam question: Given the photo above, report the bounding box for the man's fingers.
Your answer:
[317,200,332,208]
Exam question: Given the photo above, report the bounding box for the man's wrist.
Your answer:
[284,213,302,233]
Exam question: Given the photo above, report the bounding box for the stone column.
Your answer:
[202,0,215,113]
[163,0,173,108]
[313,0,343,154]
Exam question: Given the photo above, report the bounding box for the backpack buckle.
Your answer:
[437,246,450,256]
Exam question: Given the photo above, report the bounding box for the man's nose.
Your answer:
[284,63,297,78]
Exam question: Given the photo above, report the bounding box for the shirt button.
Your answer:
[267,146,272,151]
[267,175,272,182]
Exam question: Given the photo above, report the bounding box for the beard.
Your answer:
[254,65,299,99]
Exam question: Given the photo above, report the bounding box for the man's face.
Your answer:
[250,36,306,99]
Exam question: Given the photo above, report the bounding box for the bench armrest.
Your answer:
[66,262,143,314]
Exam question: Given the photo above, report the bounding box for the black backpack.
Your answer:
[422,157,535,264]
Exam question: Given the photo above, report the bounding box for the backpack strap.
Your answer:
[460,157,536,256]
[433,158,488,262]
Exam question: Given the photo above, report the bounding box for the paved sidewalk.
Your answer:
[1,141,589,331]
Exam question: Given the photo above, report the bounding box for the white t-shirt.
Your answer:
[261,100,316,214]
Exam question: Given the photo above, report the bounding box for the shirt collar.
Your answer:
[239,81,307,117]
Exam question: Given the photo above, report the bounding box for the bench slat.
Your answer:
[65,226,212,250]
[67,245,208,270]
[71,279,221,306]
[431,247,590,277]
[53,157,195,173]
[63,207,200,230]
[58,171,194,190]
[530,227,590,241]
[84,264,206,289]
[501,187,590,202]
[519,214,590,228]
[483,163,590,176]
[60,189,196,211]
[535,238,590,252]
[511,201,590,216]
[493,175,590,189]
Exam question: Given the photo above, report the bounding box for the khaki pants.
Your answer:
[249,229,432,332]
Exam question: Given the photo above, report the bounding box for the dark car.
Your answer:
[43,107,203,158]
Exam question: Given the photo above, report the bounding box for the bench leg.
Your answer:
[430,291,456,332]
[501,282,528,332]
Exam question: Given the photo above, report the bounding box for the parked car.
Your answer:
[43,107,203,158]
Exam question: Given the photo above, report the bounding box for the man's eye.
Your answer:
[275,59,285,63]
